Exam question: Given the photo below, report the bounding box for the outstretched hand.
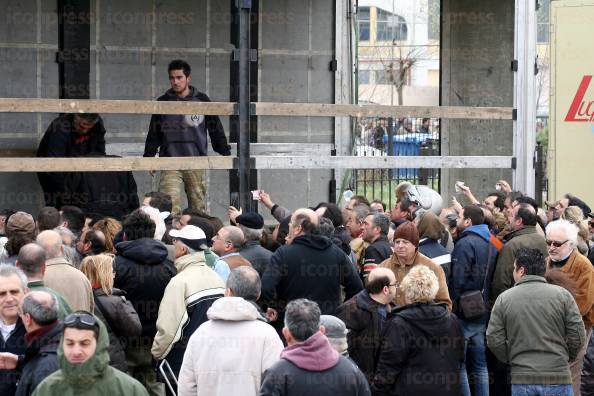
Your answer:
[0,352,18,370]
[259,190,274,209]
[228,206,242,224]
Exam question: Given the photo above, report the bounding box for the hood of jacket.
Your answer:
[207,296,265,322]
[116,238,168,265]
[292,234,333,251]
[160,85,202,101]
[58,314,111,387]
[281,331,339,371]
[174,251,207,272]
[459,224,491,243]
[395,302,453,338]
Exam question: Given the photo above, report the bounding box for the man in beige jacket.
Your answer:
[152,225,225,381]
[36,230,93,312]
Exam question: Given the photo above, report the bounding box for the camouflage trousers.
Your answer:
[159,169,206,214]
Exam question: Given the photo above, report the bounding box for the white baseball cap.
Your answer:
[169,225,208,250]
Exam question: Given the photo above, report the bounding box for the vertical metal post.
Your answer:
[387,117,395,180]
[513,0,537,194]
[237,0,252,211]
[58,0,90,99]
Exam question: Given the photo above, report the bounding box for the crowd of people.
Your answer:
[0,179,593,396]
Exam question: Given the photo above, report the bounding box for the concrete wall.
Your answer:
[441,0,514,203]
[0,0,338,219]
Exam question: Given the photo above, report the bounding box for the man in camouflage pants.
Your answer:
[144,59,231,214]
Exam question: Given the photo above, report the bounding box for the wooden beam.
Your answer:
[0,157,234,172]
[254,155,514,169]
[0,98,237,116]
[254,102,514,119]
[0,155,512,172]
[0,98,513,120]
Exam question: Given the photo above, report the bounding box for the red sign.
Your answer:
[565,75,594,122]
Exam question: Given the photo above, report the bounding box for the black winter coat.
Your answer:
[93,288,142,372]
[15,323,62,396]
[63,155,140,220]
[372,302,464,396]
[114,238,176,338]
[36,114,106,207]
[261,234,363,315]
[0,319,26,396]
[336,290,388,382]
[260,355,371,396]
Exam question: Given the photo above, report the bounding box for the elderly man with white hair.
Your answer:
[546,219,594,395]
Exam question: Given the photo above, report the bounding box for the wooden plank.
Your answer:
[254,102,514,120]
[0,98,513,119]
[0,155,511,172]
[254,155,514,169]
[0,98,237,115]
[0,157,234,172]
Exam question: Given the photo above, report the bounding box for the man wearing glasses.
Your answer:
[210,226,251,282]
[335,267,397,382]
[546,219,594,395]
[33,311,148,395]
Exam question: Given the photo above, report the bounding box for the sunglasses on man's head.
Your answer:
[64,312,98,327]
[546,239,568,248]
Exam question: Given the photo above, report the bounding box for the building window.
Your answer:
[537,0,549,44]
[374,70,391,85]
[359,69,370,84]
[358,7,370,41]
[427,0,440,41]
[376,9,407,42]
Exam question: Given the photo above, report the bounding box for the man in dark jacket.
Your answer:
[114,209,176,394]
[0,291,62,396]
[36,113,106,207]
[259,299,370,395]
[235,212,272,277]
[0,265,28,396]
[372,265,464,396]
[449,205,498,396]
[63,154,140,221]
[361,213,393,282]
[335,268,396,382]
[261,209,363,325]
[144,59,231,214]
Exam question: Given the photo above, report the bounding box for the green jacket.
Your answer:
[487,275,586,384]
[28,281,72,321]
[490,226,548,303]
[32,314,148,396]
[204,248,218,269]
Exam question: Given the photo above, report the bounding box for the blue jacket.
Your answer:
[448,224,498,319]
